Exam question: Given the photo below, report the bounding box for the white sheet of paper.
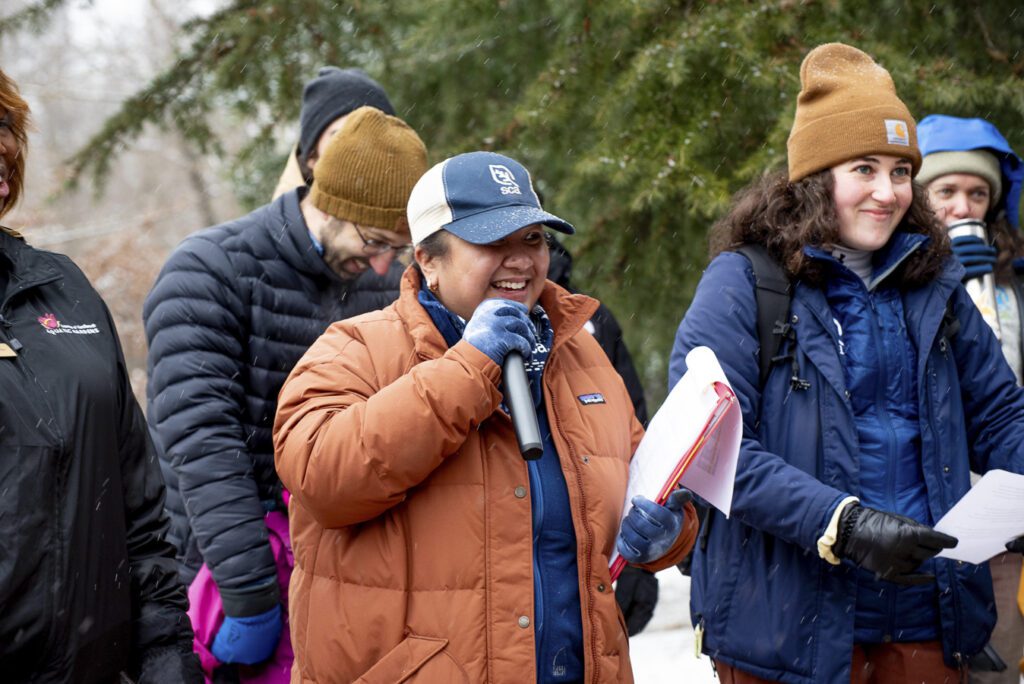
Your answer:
[934,469,1024,564]
[608,346,741,572]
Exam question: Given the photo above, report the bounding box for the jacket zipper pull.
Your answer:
[694,618,704,658]
[953,652,967,684]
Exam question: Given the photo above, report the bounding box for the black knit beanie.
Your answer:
[297,67,395,169]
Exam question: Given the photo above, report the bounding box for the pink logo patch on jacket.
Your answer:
[37,313,60,330]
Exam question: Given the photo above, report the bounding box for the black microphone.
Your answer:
[502,351,543,460]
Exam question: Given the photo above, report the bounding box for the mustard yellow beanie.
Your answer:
[787,43,921,182]
[310,106,428,234]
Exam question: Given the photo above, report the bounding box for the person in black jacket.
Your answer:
[0,68,201,683]
[545,236,648,424]
[546,236,660,636]
[144,106,427,674]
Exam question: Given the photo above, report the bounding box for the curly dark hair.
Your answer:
[986,216,1024,285]
[708,169,951,288]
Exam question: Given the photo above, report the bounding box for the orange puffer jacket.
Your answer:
[274,267,697,683]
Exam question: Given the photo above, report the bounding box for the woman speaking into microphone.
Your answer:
[274,151,697,683]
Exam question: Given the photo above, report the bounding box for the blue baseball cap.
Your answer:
[407,151,575,245]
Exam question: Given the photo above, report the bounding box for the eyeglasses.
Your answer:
[352,223,413,259]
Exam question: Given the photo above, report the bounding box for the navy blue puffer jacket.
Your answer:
[670,233,1024,683]
[816,242,938,644]
[143,189,401,614]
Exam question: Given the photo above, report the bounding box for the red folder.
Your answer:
[609,381,737,582]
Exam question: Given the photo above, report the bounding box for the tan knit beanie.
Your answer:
[787,43,920,182]
[310,106,428,234]
[916,150,1002,205]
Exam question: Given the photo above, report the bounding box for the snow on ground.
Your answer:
[627,568,717,683]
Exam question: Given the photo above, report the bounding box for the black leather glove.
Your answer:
[614,566,659,636]
[833,504,958,585]
[1007,534,1024,554]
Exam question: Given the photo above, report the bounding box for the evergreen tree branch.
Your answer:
[13,0,1023,406]
[61,49,208,193]
[0,0,71,38]
[58,0,400,195]
[971,4,1005,61]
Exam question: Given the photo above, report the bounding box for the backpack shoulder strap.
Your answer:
[736,244,792,386]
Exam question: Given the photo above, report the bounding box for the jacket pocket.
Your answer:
[355,635,469,684]
[0,444,60,646]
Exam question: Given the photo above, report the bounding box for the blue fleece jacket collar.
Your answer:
[804,232,928,291]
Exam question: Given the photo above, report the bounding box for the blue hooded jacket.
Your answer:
[669,238,1024,683]
[918,114,1024,229]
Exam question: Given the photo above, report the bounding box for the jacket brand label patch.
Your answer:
[577,393,606,405]
[37,312,100,335]
[832,317,846,356]
[884,119,909,146]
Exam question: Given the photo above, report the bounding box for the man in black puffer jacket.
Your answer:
[144,107,428,671]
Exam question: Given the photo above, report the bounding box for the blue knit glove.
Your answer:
[616,488,693,565]
[951,234,997,281]
[211,605,282,665]
[462,298,536,366]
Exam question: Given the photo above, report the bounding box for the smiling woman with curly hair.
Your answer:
[671,43,1024,684]
[708,166,950,288]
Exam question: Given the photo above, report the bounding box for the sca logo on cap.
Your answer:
[489,164,522,196]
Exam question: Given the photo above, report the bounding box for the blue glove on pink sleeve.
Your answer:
[211,604,282,666]
[462,298,536,366]
[616,488,692,565]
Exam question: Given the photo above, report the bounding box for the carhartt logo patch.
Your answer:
[489,164,522,196]
[577,393,606,406]
[37,312,100,336]
[884,119,909,146]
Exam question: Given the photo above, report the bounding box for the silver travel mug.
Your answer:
[947,218,1001,340]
